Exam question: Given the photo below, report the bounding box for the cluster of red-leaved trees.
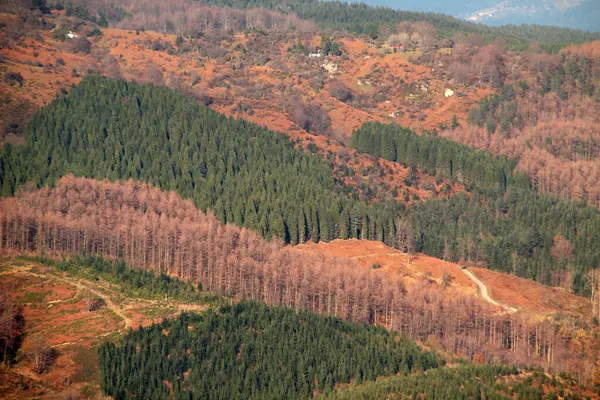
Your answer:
[1,176,597,380]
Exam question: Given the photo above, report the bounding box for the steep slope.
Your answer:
[1,176,598,379]
[0,12,463,202]
[297,239,592,318]
[0,257,213,399]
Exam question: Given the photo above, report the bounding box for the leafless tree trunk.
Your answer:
[29,335,54,374]
[395,218,414,266]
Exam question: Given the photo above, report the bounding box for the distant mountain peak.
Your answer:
[550,0,587,11]
[462,0,598,31]
[465,1,537,23]
[356,0,599,32]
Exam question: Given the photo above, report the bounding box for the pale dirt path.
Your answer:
[461,268,517,313]
[1,262,210,346]
[1,263,134,329]
[351,252,402,260]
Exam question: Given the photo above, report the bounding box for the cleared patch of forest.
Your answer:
[298,239,592,318]
[0,257,215,399]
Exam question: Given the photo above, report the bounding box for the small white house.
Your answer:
[309,49,322,58]
[67,31,79,39]
[445,88,455,98]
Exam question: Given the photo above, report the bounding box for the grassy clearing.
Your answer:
[16,290,50,304]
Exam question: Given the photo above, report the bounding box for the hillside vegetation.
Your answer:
[443,50,600,207]
[100,302,440,399]
[327,364,584,399]
[2,176,598,379]
[3,75,599,295]
[0,257,215,399]
[4,3,600,210]
[351,122,600,294]
[157,0,600,50]
[2,1,600,396]
[1,256,595,399]
[0,75,401,246]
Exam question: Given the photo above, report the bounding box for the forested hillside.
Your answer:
[2,256,592,400]
[352,123,600,295]
[194,0,600,49]
[38,0,600,51]
[2,176,597,377]
[0,75,401,246]
[3,74,599,295]
[3,2,600,398]
[99,302,440,399]
[327,364,582,399]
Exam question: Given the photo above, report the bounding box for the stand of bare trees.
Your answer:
[28,335,55,374]
[0,176,596,380]
[110,0,317,35]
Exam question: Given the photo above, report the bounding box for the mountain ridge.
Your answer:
[350,0,600,32]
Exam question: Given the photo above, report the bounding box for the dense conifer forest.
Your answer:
[98,302,441,399]
[0,75,401,246]
[327,364,579,399]
[98,301,592,399]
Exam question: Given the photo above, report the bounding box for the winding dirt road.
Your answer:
[461,267,517,313]
[1,262,209,346]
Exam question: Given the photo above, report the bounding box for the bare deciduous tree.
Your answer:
[441,270,452,289]
[585,269,600,318]
[82,290,103,312]
[29,335,55,374]
[395,218,414,265]
[551,235,574,264]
